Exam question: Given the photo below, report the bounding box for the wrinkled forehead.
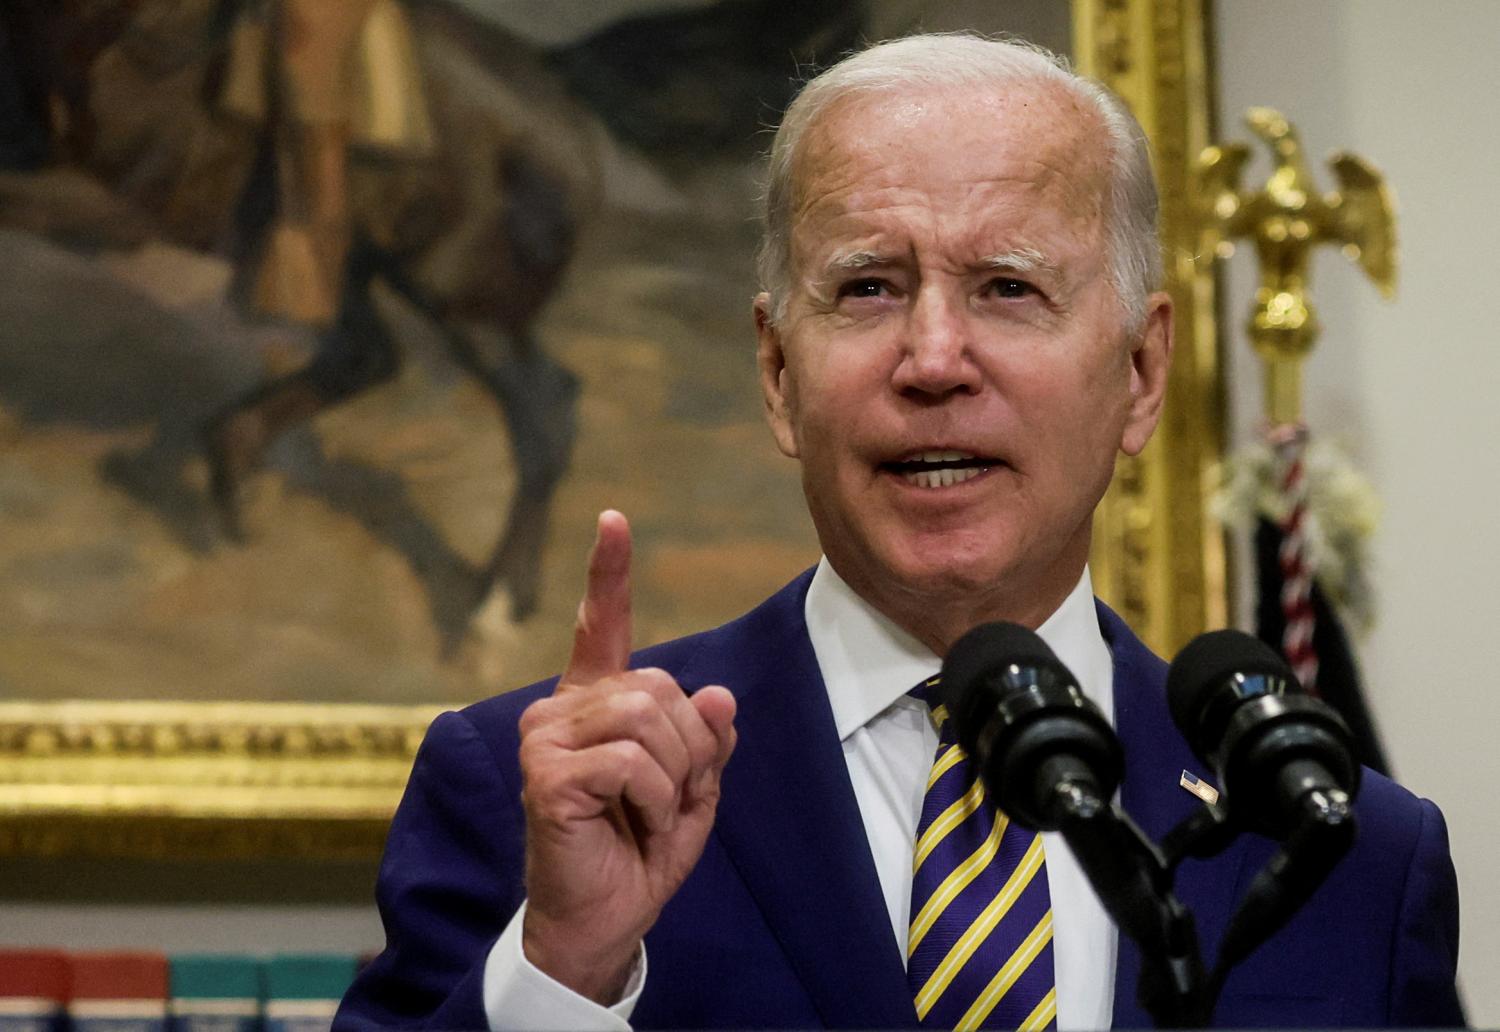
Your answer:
[788,79,1113,238]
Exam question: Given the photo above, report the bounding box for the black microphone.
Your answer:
[941,622,1122,830]
[944,622,1218,1029]
[1166,629,1360,838]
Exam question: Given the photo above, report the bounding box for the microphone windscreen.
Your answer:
[941,621,1063,714]
[1166,629,1294,743]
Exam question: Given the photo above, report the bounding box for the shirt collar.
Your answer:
[804,557,1114,741]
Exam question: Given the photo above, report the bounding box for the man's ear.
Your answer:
[755,292,799,458]
[1120,291,1174,457]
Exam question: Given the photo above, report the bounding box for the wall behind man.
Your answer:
[1215,1,1500,1023]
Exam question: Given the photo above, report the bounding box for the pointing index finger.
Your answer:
[563,510,633,687]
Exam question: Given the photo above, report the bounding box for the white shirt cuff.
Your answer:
[482,899,646,1031]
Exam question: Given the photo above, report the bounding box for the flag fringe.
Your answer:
[1211,435,1380,633]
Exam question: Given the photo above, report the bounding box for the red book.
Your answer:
[69,953,168,1032]
[0,950,69,1032]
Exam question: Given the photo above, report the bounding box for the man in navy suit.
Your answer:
[336,33,1461,1031]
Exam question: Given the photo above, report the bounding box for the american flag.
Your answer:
[1179,770,1220,805]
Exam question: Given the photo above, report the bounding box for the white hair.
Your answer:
[757,33,1162,331]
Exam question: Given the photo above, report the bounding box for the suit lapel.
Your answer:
[683,575,916,1028]
[1099,602,1252,1028]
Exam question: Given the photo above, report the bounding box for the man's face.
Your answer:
[756,80,1172,640]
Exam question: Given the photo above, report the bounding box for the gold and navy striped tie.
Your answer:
[907,676,1058,1031]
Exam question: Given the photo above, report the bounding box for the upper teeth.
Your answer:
[912,450,974,462]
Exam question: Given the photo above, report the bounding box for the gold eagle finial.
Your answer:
[1197,107,1398,423]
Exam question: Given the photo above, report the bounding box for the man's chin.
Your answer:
[816,513,1043,607]
[867,543,1029,609]
[892,561,1018,603]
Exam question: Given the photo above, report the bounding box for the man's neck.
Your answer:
[804,557,1115,735]
[830,562,1086,657]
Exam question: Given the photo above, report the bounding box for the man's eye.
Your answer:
[988,277,1035,298]
[838,278,888,299]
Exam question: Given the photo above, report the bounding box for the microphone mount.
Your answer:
[1051,794,1213,1028]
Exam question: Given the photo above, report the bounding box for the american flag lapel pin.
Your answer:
[1179,770,1220,805]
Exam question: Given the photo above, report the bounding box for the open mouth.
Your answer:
[882,450,1001,489]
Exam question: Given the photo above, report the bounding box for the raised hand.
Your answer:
[517,511,737,1003]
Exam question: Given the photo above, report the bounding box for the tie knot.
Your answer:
[908,676,949,733]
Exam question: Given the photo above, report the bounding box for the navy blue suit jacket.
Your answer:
[336,571,1462,1029]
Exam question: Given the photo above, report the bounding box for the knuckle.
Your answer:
[517,697,553,735]
[634,667,681,695]
[592,669,635,694]
[609,738,653,776]
[620,737,652,766]
[609,688,654,723]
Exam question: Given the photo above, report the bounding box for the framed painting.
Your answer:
[0,0,1223,858]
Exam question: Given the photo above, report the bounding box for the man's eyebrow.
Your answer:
[978,248,1059,275]
[823,249,899,274]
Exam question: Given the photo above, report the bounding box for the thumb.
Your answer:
[691,685,737,772]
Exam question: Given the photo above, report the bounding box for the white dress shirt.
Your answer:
[805,558,1117,1032]
[484,560,1117,1031]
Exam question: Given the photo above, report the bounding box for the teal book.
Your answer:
[169,956,261,1032]
[261,957,355,1032]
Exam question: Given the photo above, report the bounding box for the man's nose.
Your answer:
[891,287,982,398]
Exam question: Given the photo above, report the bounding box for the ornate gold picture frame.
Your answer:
[0,0,1223,860]
[1079,0,1227,652]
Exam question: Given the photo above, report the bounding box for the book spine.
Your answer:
[0,1006,63,1032]
[0,948,70,1032]
[168,999,260,1032]
[69,999,169,1032]
[0,1019,62,1032]
[261,999,338,1032]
